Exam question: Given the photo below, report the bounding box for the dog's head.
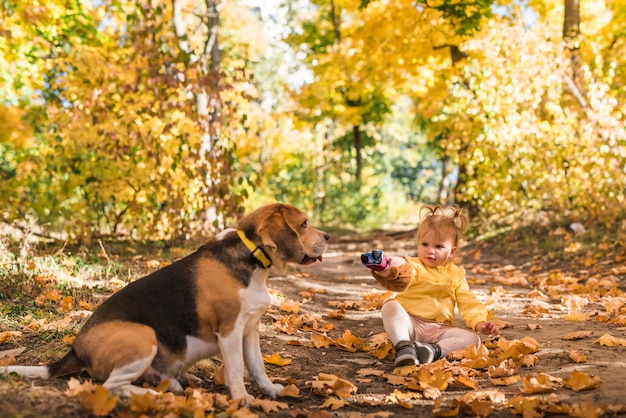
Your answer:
[238,203,329,273]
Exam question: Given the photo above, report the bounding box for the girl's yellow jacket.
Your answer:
[371,257,489,330]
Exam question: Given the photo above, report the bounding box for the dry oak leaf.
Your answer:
[278,384,300,398]
[488,358,518,378]
[568,401,604,418]
[307,373,357,399]
[0,331,23,345]
[383,373,407,386]
[333,329,363,352]
[568,350,587,363]
[432,398,461,417]
[489,375,522,386]
[520,373,563,394]
[564,311,592,321]
[562,330,593,340]
[280,300,301,314]
[252,398,289,413]
[563,369,601,391]
[595,333,626,347]
[311,333,333,348]
[506,393,568,416]
[65,378,99,396]
[319,397,349,410]
[262,352,292,366]
[357,368,385,378]
[79,385,118,416]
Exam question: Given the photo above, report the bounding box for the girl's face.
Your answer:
[417,228,456,268]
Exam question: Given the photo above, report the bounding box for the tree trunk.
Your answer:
[353,125,362,183]
[563,0,586,107]
[172,0,223,229]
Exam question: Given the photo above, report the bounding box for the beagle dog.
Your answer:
[1,203,329,405]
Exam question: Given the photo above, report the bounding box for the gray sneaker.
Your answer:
[393,341,418,366]
[413,341,442,364]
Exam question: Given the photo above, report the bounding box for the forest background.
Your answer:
[1,0,625,241]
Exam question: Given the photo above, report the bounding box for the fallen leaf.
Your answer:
[568,350,587,363]
[251,398,289,413]
[563,370,601,391]
[595,333,626,347]
[319,397,348,410]
[262,352,292,366]
[520,373,562,394]
[0,331,23,345]
[489,375,521,386]
[280,300,300,314]
[562,330,593,340]
[278,384,300,398]
[311,333,333,348]
[79,385,117,416]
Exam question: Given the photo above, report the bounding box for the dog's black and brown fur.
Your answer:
[1,203,329,404]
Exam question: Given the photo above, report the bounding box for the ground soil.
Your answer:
[1,229,625,417]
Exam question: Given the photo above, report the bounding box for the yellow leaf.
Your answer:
[0,331,23,345]
[251,398,289,413]
[129,391,159,414]
[489,375,521,386]
[278,384,300,398]
[279,300,300,314]
[562,330,593,340]
[595,333,626,347]
[568,350,587,363]
[79,386,117,416]
[564,311,591,321]
[262,352,292,366]
[320,397,348,410]
[520,373,562,394]
[333,330,363,352]
[563,370,601,391]
[311,333,333,348]
[433,398,460,417]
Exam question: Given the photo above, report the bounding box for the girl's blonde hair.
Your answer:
[416,204,470,246]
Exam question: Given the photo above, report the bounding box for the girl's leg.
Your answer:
[380,300,416,345]
[436,327,481,356]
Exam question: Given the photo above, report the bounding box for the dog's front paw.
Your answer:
[239,393,256,406]
[261,382,285,398]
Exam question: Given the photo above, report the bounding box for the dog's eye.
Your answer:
[301,220,308,228]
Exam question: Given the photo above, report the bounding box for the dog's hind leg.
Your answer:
[74,322,161,394]
[103,344,158,392]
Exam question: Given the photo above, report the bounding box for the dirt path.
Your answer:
[1,232,626,417]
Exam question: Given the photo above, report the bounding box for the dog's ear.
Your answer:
[258,210,305,272]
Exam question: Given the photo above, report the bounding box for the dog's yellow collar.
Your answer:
[237,230,272,269]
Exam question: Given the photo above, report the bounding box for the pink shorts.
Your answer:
[408,315,451,343]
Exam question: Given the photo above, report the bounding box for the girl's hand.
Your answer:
[475,320,499,336]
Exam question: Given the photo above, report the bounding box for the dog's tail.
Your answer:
[1,349,84,379]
